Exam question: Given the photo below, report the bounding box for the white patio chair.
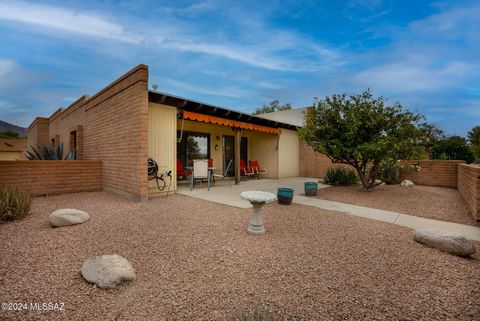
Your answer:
[191,159,211,191]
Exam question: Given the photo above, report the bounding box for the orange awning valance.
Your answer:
[182,111,281,134]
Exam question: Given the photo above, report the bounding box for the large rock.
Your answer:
[49,208,90,227]
[400,179,414,187]
[81,254,136,289]
[414,229,476,257]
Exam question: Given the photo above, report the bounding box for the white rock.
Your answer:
[400,179,414,187]
[413,229,476,257]
[240,191,276,204]
[81,254,136,289]
[49,208,90,227]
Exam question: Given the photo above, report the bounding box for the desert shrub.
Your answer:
[323,167,358,186]
[0,186,32,222]
[26,142,76,160]
[380,166,400,185]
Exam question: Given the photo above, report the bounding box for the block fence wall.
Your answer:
[299,142,464,188]
[458,164,480,221]
[0,161,102,196]
[299,141,353,178]
[399,160,465,188]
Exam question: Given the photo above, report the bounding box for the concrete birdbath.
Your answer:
[240,191,276,235]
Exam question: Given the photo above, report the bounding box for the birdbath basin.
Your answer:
[240,191,276,235]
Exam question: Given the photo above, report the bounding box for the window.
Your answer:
[177,131,210,168]
[70,130,77,151]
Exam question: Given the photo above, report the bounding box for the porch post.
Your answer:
[235,128,241,184]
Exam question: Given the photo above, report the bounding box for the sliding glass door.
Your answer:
[222,135,247,177]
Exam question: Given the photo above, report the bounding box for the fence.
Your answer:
[0,160,102,196]
[458,164,480,221]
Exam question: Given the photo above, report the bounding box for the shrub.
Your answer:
[380,166,400,185]
[26,142,76,160]
[430,136,475,163]
[323,167,358,186]
[0,186,32,222]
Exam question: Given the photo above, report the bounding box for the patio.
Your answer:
[176,176,325,208]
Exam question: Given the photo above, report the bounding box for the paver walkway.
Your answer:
[176,177,480,241]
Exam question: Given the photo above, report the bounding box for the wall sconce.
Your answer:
[215,144,219,151]
[216,136,220,141]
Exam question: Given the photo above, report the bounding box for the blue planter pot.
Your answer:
[277,187,294,205]
[304,182,318,196]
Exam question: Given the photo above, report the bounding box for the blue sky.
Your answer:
[0,0,479,136]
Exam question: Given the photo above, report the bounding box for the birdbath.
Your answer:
[240,191,276,235]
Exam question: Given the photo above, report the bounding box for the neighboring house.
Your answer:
[254,107,309,127]
[27,65,300,201]
[0,138,27,160]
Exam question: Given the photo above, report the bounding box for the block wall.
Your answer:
[458,164,480,221]
[0,161,102,196]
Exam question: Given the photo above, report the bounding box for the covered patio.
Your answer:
[176,176,326,208]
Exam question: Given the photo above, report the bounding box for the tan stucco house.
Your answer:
[27,64,300,200]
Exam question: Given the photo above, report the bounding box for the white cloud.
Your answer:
[0,1,140,43]
[0,59,16,78]
[157,77,251,99]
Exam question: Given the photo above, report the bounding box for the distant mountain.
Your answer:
[0,120,27,137]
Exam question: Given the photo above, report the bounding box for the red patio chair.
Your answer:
[177,159,192,180]
[240,159,255,180]
[249,160,267,179]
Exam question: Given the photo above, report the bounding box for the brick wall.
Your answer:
[0,160,102,196]
[458,164,480,221]
[399,160,465,188]
[27,117,49,150]
[48,96,86,159]
[299,141,353,178]
[84,65,149,201]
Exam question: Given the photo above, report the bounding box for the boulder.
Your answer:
[81,254,136,289]
[49,208,90,227]
[400,179,414,187]
[413,229,476,257]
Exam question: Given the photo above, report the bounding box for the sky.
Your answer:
[0,0,479,136]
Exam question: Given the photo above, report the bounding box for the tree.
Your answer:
[430,136,475,163]
[467,125,480,162]
[299,90,425,191]
[253,99,292,115]
[0,130,19,138]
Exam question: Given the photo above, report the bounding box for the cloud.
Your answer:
[156,77,251,98]
[0,1,140,43]
[0,1,340,72]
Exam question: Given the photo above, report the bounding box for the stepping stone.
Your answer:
[49,208,90,227]
[81,254,136,289]
[414,228,476,257]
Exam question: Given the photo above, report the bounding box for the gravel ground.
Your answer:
[1,191,479,321]
[316,184,477,226]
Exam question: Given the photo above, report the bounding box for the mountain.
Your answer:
[0,120,27,137]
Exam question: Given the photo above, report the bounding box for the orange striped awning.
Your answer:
[183,111,281,134]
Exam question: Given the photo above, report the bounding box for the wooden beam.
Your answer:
[235,129,241,185]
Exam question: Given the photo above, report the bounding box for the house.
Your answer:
[27,65,300,201]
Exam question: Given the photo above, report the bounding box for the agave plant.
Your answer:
[26,142,76,160]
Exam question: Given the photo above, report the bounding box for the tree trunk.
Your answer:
[354,167,372,191]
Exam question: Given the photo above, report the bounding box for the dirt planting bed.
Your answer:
[1,192,479,320]
[316,184,477,226]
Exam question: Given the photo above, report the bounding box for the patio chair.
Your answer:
[249,160,267,179]
[191,159,211,191]
[177,159,192,180]
[240,159,255,180]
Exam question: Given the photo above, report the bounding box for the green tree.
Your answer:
[253,99,292,115]
[0,130,19,138]
[299,90,425,191]
[430,136,475,163]
[467,125,480,162]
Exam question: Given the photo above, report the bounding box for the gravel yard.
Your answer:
[316,184,477,226]
[1,191,479,321]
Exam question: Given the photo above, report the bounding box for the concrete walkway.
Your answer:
[177,177,480,241]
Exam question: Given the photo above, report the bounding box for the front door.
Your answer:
[222,135,247,177]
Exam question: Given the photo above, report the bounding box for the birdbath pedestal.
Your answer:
[240,191,276,235]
